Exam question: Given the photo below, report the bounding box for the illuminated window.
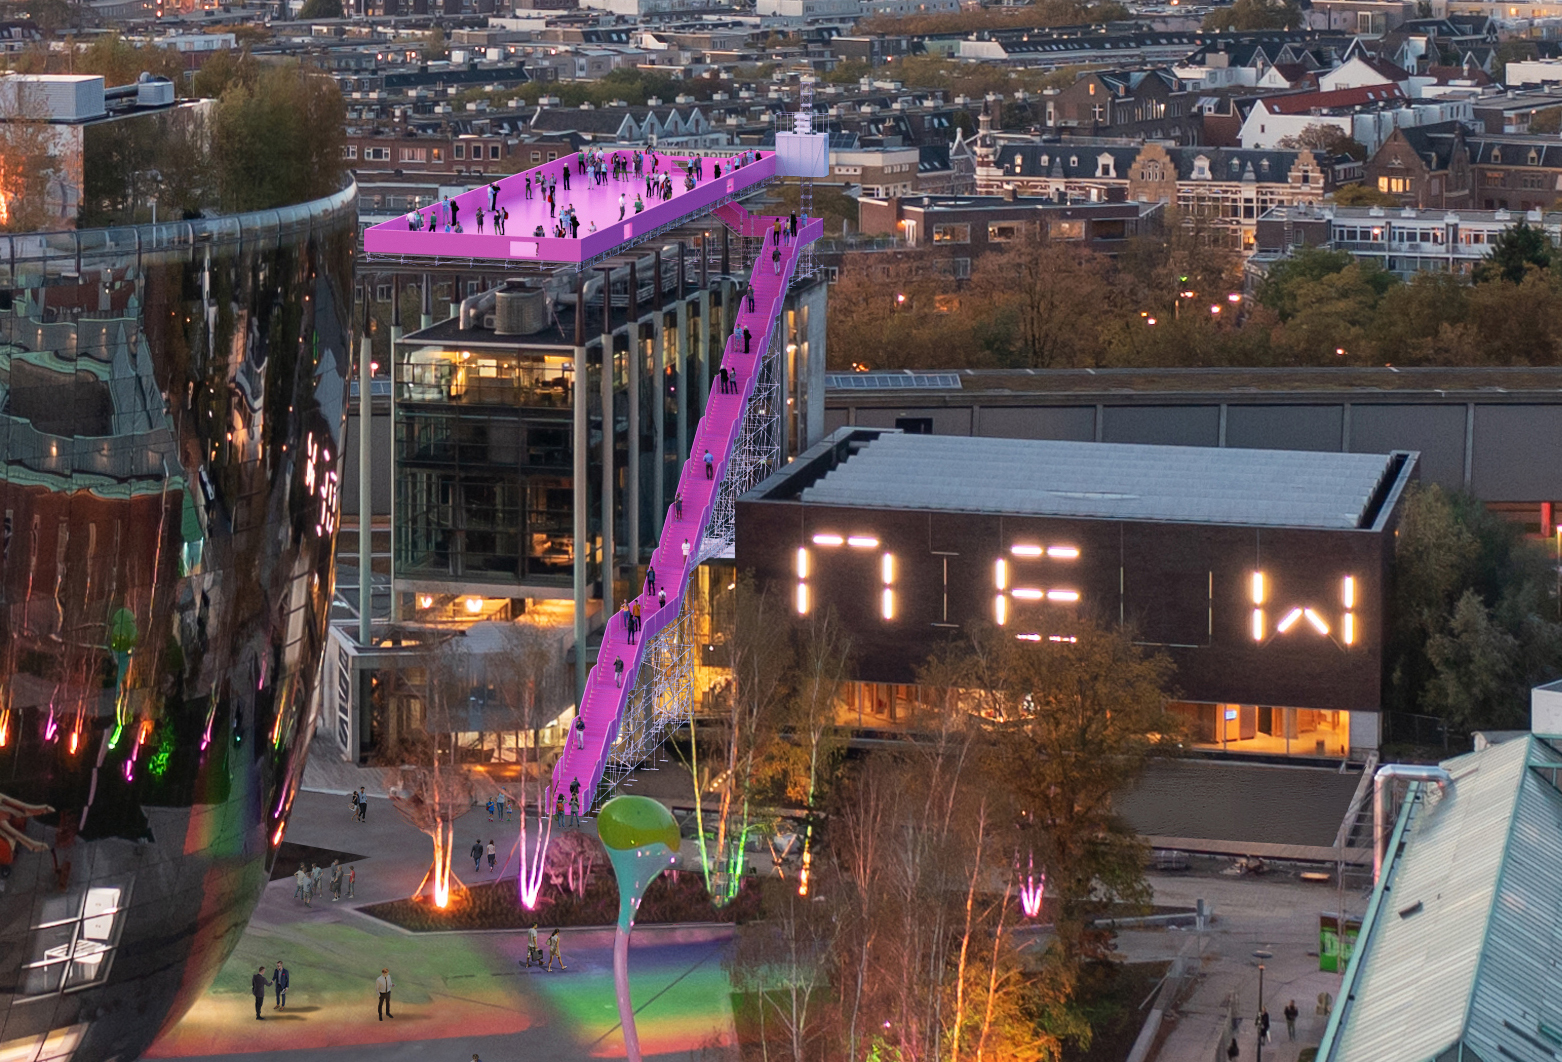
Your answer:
[22,881,131,996]
[796,548,810,615]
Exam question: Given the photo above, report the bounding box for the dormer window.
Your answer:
[1097,153,1116,178]
[1069,155,1078,168]
[1492,147,1501,164]
[1192,155,1211,179]
[1529,148,1539,165]
[1040,153,1049,166]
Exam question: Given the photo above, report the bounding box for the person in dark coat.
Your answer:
[271,961,289,1009]
[252,967,268,1019]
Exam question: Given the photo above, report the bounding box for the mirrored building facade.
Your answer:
[0,182,357,1062]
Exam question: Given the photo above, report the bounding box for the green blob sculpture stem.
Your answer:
[598,796,681,1062]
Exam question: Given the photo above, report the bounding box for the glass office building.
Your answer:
[0,183,357,1062]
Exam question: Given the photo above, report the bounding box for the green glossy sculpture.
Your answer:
[598,795,681,1062]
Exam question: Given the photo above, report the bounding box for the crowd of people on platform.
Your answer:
[402,149,767,241]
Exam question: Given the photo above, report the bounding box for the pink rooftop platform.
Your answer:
[362,149,778,264]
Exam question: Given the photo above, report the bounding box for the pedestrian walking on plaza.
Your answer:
[358,786,368,821]
[547,928,567,971]
[527,923,542,967]
[1258,1008,1271,1046]
[252,967,268,1020]
[347,864,356,899]
[376,968,394,1020]
[330,860,342,901]
[487,839,497,871]
[1284,1000,1298,1041]
[471,837,483,874]
[271,961,289,1009]
[487,798,495,822]
[614,656,623,688]
[1227,1038,1239,1061]
[350,788,360,820]
[311,862,323,900]
[555,792,566,824]
[293,867,307,901]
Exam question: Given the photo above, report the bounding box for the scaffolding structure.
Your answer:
[697,311,783,566]
[595,603,695,803]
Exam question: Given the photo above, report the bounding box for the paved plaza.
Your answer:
[144,781,736,1062]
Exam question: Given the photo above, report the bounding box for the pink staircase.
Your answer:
[550,208,825,808]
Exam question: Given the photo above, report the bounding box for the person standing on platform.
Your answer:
[743,327,751,353]
[675,493,683,520]
[719,366,729,394]
[614,656,624,688]
[647,565,656,596]
[618,193,626,220]
[789,212,798,238]
[773,246,782,275]
[704,451,714,479]
[488,182,499,211]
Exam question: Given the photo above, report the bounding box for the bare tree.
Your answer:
[689,571,792,903]
[388,641,476,908]
[485,620,568,906]
[771,606,853,896]
[725,881,840,1062]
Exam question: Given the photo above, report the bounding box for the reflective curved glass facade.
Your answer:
[0,183,357,1062]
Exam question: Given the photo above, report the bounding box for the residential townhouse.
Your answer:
[978,135,1343,250]
[1367,122,1562,211]
[1040,68,1202,143]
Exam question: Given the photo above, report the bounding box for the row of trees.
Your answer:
[693,574,1180,1060]
[828,218,1562,371]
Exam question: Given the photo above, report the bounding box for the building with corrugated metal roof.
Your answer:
[1318,731,1562,1061]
